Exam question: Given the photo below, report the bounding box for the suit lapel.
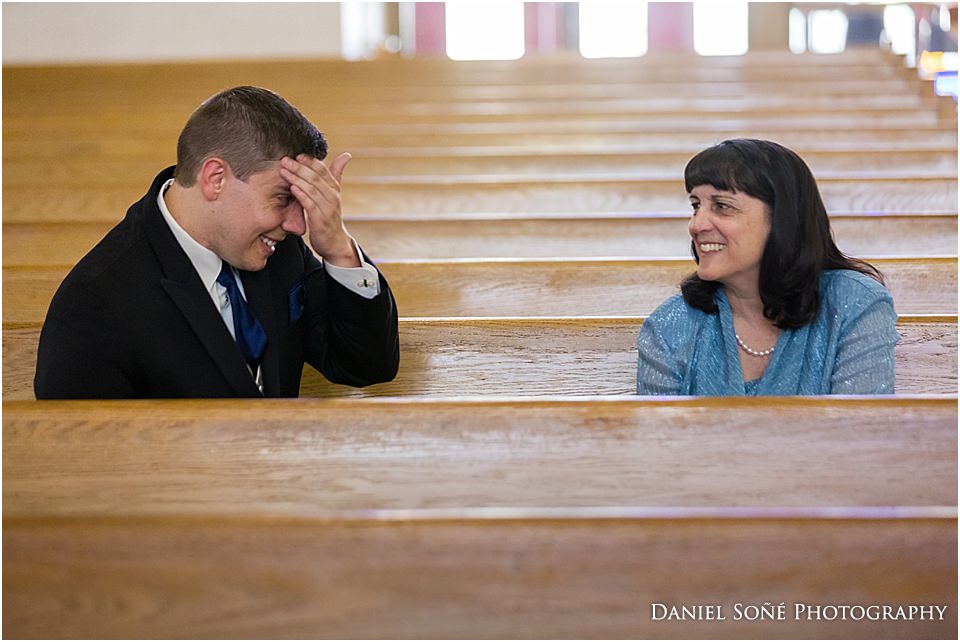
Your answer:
[144,186,262,396]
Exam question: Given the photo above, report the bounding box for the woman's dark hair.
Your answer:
[175,86,328,186]
[680,138,884,329]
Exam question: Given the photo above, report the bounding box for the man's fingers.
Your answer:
[283,154,347,192]
[280,155,345,224]
[329,152,352,183]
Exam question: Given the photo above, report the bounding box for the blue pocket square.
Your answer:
[288,282,305,325]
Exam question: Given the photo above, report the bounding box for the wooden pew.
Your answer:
[6,114,951,149]
[1,53,925,119]
[311,148,960,179]
[297,316,955,398]
[0,48,912,88]
[3,177,955,222]
[6,101,945,133]
[3,62,933,125]
[5,150,958,187]
[5,397,956,515]
[331,213,952,260]
[379,257,958,317]
[6,80,929,118]
[6,508,955,638]
[4,71,922,104]
[4,213,957,266]
[3,317,954,399]
[4,258,955,323]
[6,128,957,163]
[8,146,959,182]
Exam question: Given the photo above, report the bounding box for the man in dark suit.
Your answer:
[35,86,399,398]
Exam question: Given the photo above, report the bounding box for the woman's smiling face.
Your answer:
[687,184,772,296]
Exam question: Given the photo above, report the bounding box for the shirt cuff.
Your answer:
[321,240,381,300]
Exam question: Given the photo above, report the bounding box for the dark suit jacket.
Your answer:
[35,167,400,398]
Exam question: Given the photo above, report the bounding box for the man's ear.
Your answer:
[198,157,229,201]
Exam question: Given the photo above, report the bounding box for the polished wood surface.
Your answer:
[296,317,956,397]
[13,79,927,111]
[5,511,956,639]
[9,106,946,133]
[7,128,956,162]
[4,258,955,323]
[4,317,954,399]
[6,74,923,103]
[6,213,955,265]
[5,397,956,516]
[7,150,957,185]
[4,177,955,222]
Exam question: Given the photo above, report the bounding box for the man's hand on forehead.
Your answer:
[279,152,359,267]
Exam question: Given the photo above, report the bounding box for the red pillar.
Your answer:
[414,3,446,56]
[648,2,693,52]
[525,2,564,54]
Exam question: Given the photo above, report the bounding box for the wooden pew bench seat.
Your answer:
[3,317,955,399]
[4,509,956,639]
[4,396,956,515]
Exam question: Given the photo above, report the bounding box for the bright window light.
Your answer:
[341,3,385,61]
[883,4,916,56]
[789,8,807,54]
[446,2,524,60]
[579,2,648,59]
[809,10,848,54]
[934,71,958,101]
[693,1,748,56]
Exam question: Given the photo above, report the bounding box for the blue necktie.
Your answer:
[216,261,267,370]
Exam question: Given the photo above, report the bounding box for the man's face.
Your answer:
[210,161,307,271]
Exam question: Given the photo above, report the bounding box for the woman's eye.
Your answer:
[690,202,700,211]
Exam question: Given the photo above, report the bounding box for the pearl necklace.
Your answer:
[735,333,775,357]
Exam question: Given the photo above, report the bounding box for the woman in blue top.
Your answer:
[636,139,900,396]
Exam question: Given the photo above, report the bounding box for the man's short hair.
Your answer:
[175,86,328,186]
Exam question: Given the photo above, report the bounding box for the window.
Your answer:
[808,10,848,54]
[883,4,916,58]
[341,3,387,60]
[446,2,524,60]
[789,8,806,54]
[693,1,748,56]
[579,2,648,59]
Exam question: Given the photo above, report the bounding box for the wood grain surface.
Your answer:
[4,74,920,103]
[6,128,956,163]
[8,105,945,135]
[4,258,955,322]
[6,150,957,186]
[4,512,956,639]
[4,317,955,399]
[4,396,956,515]
[7,114,950,148]
[5,214,955,265]
[3,177,955,222]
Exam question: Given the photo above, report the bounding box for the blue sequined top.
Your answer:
[636,270,900,395]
